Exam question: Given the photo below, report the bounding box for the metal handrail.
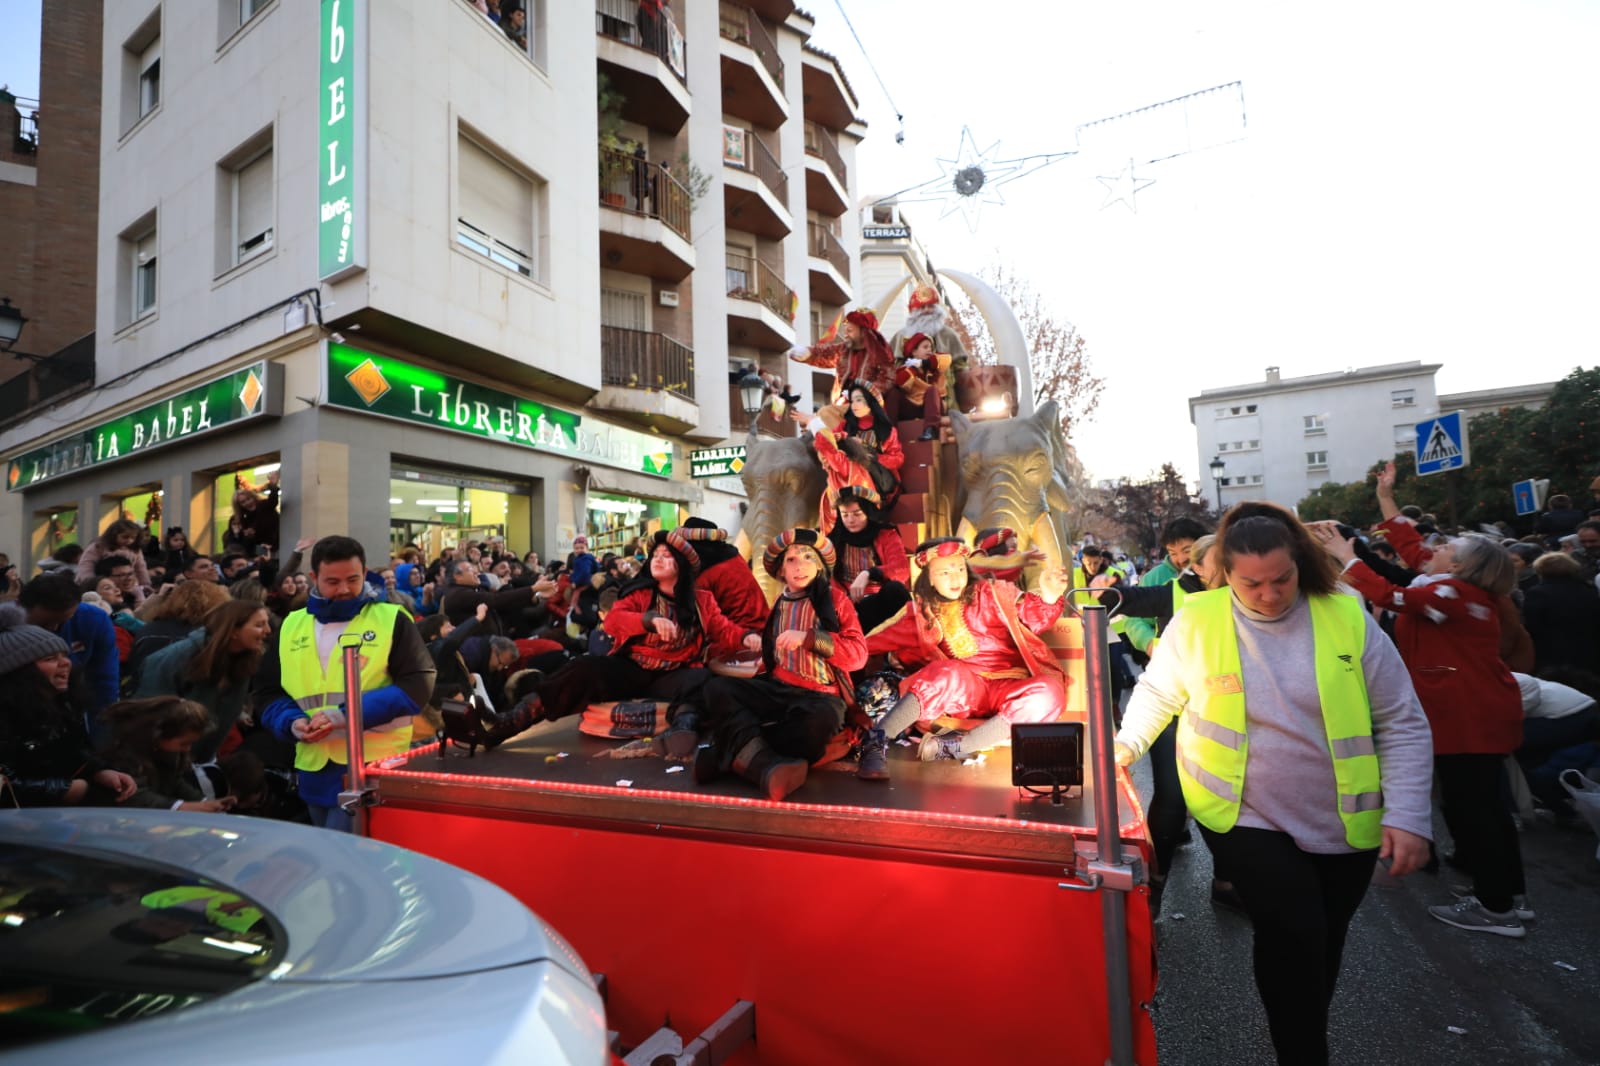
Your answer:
[807,222,848,279]
[598,149,693,241]
[594,3,687,83]
[718,2,783,88]
[725,251,795,322]
[748,130,787,204]
[600,325,696,401]
[803,122,846,187]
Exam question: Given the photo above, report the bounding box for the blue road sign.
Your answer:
[1415,411,1469,476]
[1513,480,1538,516]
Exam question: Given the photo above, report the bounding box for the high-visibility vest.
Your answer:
[1171,589,1383,849]
[1073,565,1127,638]
[278,603,410,772]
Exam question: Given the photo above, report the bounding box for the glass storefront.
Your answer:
[32,508,80,560]
[210,461,280,554]
[116,487,164,541]
[389,466,531,560]
[586,493,680,558]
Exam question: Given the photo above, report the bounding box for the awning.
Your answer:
[575,465,704,506]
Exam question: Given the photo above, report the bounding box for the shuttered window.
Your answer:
[235,149,274,262]
[457,135,536,278]
[600,289,647,330]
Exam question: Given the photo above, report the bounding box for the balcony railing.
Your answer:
[807,222,849,279]
[746,130,787,205]
[594,1,687,83]
[729,385,798,437]
[8,93,39,154]
[0,333,94,428]
[803,122,846,187]
[718,1,783,89]
[725,252,795,322]
[600,325,695,402]
[599,149,692,241]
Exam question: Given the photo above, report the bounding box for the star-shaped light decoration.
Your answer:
[932,128,1027,230]
[1095,159,1156,213]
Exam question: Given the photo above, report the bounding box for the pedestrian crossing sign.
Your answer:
[1415,411,1469,476]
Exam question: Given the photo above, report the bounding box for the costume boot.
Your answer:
[484,690,545,751]
[732,737,808,801]
[660,708,702,759]
[856,728,890,781]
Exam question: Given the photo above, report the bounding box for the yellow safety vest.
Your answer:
[278,602,410,772]
[1074,565,1128,635]
[1172,589,1383,849]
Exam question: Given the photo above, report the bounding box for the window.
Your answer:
[1246,404,1257,413]
[1217,442,1229,452]
[1249,474,1264,485]
[1247,439,1260,449]
[1394,424,1415,452]
[120,9,162,134]
[1304,414,1326,434]
[456,132,543,281]
[600,288,647,331]
[1306,450,1328,469]
[218,0,274,46]
[233,148,274,263]
[134,232,158,318]
[1391,388,1416,407]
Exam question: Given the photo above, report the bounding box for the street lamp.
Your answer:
[0,298,26,352]
[735,365,768,416]
[1208,455,1226,511]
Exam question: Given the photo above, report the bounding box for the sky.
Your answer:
[4,1,1596,489]
[802,0,1600,487]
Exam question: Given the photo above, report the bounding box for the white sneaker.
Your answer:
[1448,882,1535,921]
[1429,895,1526,938]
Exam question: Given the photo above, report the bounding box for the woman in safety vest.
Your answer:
[1114,502,1434,1066]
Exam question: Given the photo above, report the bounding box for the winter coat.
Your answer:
[1521,578,1600,673]
[0,681,97,807]
[696,555,772,632]
[133,630,256,765]
[75,542,152,590]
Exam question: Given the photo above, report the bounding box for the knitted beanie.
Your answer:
[0,602,71,676]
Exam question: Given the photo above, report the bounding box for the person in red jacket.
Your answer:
[1316,522,1529,937]
[694,528,867,800]
[520,530,755,734]
[788,307,895,405]
[858,538,1071,779]
[806,383,905,534]
[826,486,911,639]
[674,517,769,631]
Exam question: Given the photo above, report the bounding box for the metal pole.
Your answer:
[338,634,373,836]
[1079,600,1135,1066]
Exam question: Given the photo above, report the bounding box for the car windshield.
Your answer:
[0,841,284,1051]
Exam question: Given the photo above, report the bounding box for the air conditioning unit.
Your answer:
[659,290,679,307]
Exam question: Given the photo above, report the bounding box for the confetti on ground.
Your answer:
[544,755,560,764]
[1554,961,1578,972]
[665,765,685,774]
[557,752,570,758]
[1169,913,1185,921]
[962,753,988,767]
[593,740,659,759]
[1446,1027,1467,1035]
[615,779,633,788]
[895,739,913,747]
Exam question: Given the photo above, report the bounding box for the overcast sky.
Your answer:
[806,0,1600,487]
[5,2,1596,489]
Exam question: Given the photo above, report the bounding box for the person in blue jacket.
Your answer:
[20,573,120,746]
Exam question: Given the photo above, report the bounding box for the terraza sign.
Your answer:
[7,364,279,491]
[862,225,910,239]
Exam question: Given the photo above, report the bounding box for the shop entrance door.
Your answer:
[390,466,532,560]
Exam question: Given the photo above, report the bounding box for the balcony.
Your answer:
[599,149,696,281]
[591,325,699,435]
[722,128,791,239]
[725,252,796,352]
[729,385,799,439]
[803,122,848,217]
[718,2,787,128]
[800,47,858,132]
[806,222,851,306]
[0,333,94,429]
[595,3,690,133]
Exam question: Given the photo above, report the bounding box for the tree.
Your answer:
[947,264,1106,443]
[1087,464,1213,559]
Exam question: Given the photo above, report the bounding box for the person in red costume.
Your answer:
[856,537,1071,779]
[694,528,867,800]
[826,486,911,639]
[891,332,944,442]
[673,517,769,631]
[788,307,895,403]
[804,382,904,534]
[520,530,754,735]
[967,526,1048,587]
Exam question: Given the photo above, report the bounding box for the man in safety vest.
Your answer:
[259,535,435,831]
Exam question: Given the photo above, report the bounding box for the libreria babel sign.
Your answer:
[319,0,365,280]
[326,343,674,478]
[7,364,279,492]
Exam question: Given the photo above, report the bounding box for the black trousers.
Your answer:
[1435,752,1525,911]
[853,580,910,636]
[1146,720,1189,880]
[539,654,710,722]
[1199,825,1377,1066]
[701,675,844,765]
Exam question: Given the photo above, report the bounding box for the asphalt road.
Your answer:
[1129,760,1600,1066]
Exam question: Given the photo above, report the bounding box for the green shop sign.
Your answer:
[689,446,747,478]
[326,344,673,477]
[318,0,366,280]
[7,363,281,492]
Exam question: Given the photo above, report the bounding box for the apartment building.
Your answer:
[0,0,865,567]
[1189,361,1442,511]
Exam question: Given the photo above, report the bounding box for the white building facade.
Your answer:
[2,0,865,566]
[1189,362,1442,512]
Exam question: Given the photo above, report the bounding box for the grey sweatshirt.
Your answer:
[1116,589,1435,853]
